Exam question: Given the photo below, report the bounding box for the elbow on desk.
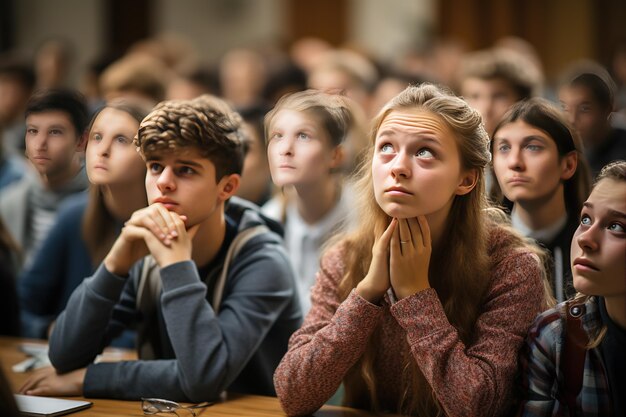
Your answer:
[176,368,228,403]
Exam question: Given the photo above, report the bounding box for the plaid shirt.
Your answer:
[517,297,613,416]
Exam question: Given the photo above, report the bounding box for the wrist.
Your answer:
[103,255,130,277]
[356,279,386,304]
[394,282,430,300]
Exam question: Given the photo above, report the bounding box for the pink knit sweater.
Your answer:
[274,225,547,417]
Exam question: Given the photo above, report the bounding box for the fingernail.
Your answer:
[170,231,178,237]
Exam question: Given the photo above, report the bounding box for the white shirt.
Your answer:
[263,187,353,314]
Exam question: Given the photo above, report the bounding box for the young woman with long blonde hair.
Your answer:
[274,84,551,416]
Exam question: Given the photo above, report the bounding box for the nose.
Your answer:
[277,137,294,156]
[156,166,176,192]
[563,108,577,127]
[507,146,525,171]
[33,132,47,151]
[97,137,111,157]
[576,224,599,252]
[390,151,411,179]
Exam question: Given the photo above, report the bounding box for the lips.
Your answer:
[153,197,178,209]
[385,185,413,195]
[507,176,530,184]
[573,257,599,272]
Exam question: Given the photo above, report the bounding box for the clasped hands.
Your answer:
[357,216,432,304]
[104,203,199,276]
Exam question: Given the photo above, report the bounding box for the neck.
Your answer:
[102,181,147,221]
[294,177,340,224]
[41,159,81,191]
[514,184,567,230]
[604,295,626,331]
[190,204,226,268]
[425,196,454,251]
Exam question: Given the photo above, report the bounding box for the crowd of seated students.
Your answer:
[0,33,625,417]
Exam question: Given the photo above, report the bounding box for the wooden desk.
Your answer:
[0,337,377,416]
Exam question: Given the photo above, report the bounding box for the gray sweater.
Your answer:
[48,197,302,402]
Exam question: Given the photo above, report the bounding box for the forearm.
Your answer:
[48,264,128,372]
[275,290,382,416]
[158,254,297,400]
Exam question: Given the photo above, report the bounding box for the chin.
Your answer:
[572,277,598,297]
[381,204,421,219]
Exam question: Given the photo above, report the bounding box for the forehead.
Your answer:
[558,85,597,104]
[378,109,452,136]
[26,110,74,127]
[588,179,626,211]
[271,109,321,128]
[494,119,554,143]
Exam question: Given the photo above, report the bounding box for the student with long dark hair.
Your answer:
[491,98,591,302]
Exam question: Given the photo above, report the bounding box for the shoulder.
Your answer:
[56,192,89,218]
[318,241,349,283]
[487,223,541,271]
[260,196,283,222]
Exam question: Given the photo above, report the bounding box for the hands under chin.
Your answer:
[357,216,432,304]
[18,367,86,397]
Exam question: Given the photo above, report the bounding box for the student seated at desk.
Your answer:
[19,96,302,402]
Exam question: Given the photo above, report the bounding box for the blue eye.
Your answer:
[496,143,510,153]
[380,143,394,153]
[526,144,543,152]
[580,214,592,226]
[608,223,625,233]
[115,136,129,144]
[416,148,434,159]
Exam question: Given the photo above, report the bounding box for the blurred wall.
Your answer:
[13,0,104,87]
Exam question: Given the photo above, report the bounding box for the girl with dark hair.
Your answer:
[19,98,152,341]
[491,98,592,302]
[274,84,551,416]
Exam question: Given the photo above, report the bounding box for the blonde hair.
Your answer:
[333,83,536,415]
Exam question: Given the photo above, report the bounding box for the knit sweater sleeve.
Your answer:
[390,248,546,417]
[274,245,384,417]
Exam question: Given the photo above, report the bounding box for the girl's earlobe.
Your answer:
[561,151,578,180]
[456,169,478,196]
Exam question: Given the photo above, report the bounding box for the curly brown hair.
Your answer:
[135,94,246,180]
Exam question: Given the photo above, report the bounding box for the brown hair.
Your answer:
[573,160,626,348]
[82,99,152,264]
[334,83,531,415]
[458,48,542,100]
[489,97,592,218]
[136,95,245,179]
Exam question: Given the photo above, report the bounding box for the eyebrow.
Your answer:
[583,202,626,220]
[377,130,442,145]
[26,124,67,129]
[494,135,547,144]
